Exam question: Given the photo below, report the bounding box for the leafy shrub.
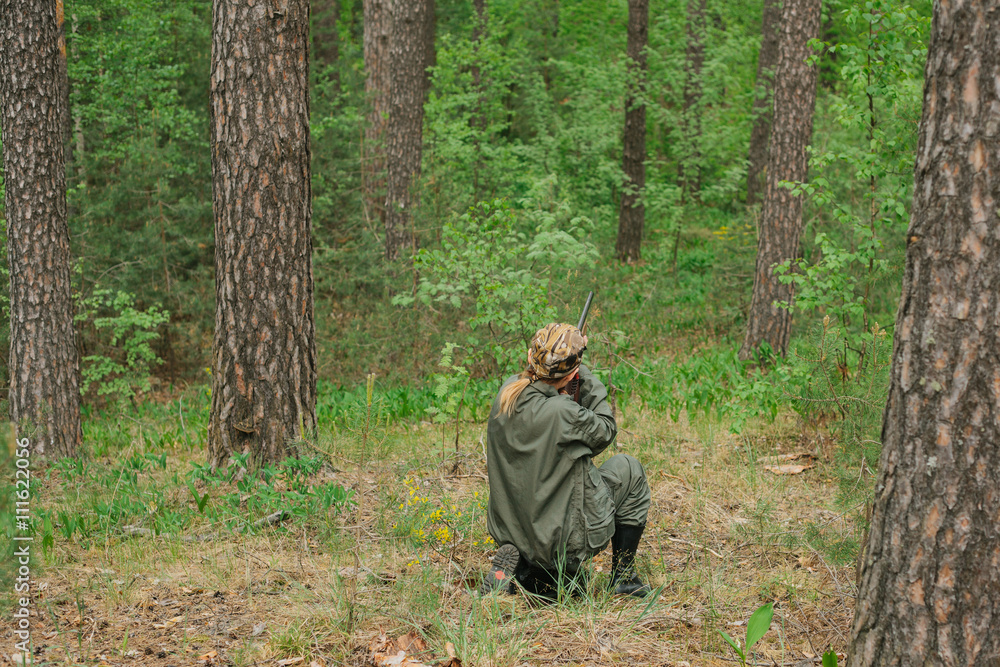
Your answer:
[76,289,170,402]
[396,199,597,380]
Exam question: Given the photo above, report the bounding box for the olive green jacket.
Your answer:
[486,365,617,568]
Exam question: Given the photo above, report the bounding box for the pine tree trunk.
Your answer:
[473,0,486,35]
[615,0,648,264]
[471,0,488,105]
[362,0,391,227]
[208,0,317,468]
[54,0,72,166]
[70,12,85,184]
[470,0,488,198]
[312,0,340,94]
[423,0,435,88]
[849,2,1000,663]
[746,0,780,205]
[0,0,82,458]
[677,0,706,199]
[383,0,433,260]
[738,0,820,361]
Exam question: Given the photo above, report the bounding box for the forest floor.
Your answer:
[15,403,864,667]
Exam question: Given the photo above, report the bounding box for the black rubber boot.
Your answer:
[480,543,520,595]
[610,523,652,598]
[514,560,588,601]
[515,561,557,600]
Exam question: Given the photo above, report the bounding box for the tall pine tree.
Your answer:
[849,1,1000,662]
[746,0,781,205]
[615,0,648,264]
[383,0,434,260]
[1,0,82,457]
[362,0,391,228]
[208,0,317,467]
[739,0,821,360]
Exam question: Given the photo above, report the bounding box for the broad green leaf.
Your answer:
[822,650,839,667]
[745,602,774,651]
[719,630,744,662]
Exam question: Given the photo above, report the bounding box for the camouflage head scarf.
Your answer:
[528,323,586,380]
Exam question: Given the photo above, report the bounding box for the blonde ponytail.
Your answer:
[498,369,534,416]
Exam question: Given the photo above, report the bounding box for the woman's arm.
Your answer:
[559,364,617,456]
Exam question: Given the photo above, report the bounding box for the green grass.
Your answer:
[7,385,870,666]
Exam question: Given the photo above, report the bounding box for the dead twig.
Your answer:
[666,536,725,559]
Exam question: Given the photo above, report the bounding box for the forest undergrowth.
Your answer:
[11,364,870,666]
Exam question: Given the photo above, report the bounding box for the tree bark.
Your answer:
[362,0,391,227]
[469,0,488,198]
[383,0,433,260]
[746,0,781,205]
[208,0,317,468]
[738,0,820,361]
[848,1,1000,663]
[312,0,340,94]
[615,0,648,264]
[422,0,435,89]
[0,0,83,458]
[472,0,486,36]
[677,0,706,200]
[70,12,85,184]
[54,0,72,166]
[471,0,488,105]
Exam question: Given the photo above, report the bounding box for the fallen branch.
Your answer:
[121,525,216,542]
[666,536,725,559]
[247,510,290,531]
[659,471,693,490]
[121,510,291,543]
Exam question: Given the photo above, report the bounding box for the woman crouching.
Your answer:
[481,323,652,598]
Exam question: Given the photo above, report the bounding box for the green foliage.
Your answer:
[719,602,774,666]
[76,289,170,402]
[345,373,389,463]
[15,0,926,418]
[823,649,840,667]
[67,0,213,368]
[426,343,470,426]
[778,0,929,359]
[653,347,784,434]
[395,198,597,380]
[41,448,354,547]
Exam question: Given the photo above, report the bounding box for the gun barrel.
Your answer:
[577,291,595,332]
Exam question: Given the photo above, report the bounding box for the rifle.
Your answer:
[568,291,594,403]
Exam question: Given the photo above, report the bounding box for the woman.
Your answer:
[481,323,652,598]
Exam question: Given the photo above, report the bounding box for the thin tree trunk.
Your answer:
[538,0,558,91]
[423,0,435,88]
[1,0,82,458]
[70,13,84,184]
[746,0,781,205]
[615,0,648,264]
[312,0,341,95]
[849,1,1000,663]
[738,0,821,361]
[383,0,433,260]
[362,0,391,228]
[54,0,72,169]
[677,0,706,200]
[470,0,488,199]
[208,0,317,468]
[473,0,486,35]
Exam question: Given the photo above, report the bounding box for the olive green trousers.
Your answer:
[598,453,651,529]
